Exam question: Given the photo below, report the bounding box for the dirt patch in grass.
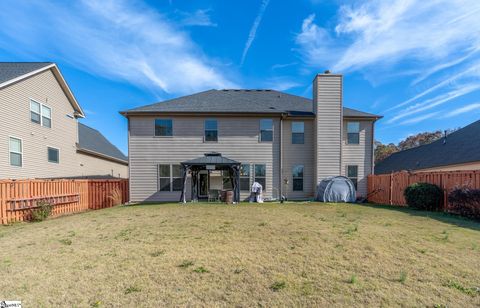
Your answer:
[0,202,479,306]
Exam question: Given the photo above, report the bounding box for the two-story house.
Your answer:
[0,62,128,179]
[121,72,381,202]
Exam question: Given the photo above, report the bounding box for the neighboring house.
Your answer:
[121,72,382,202]
[375,119,480,174]
[0,62,128,179]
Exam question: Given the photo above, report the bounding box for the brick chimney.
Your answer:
[313,71,343,185]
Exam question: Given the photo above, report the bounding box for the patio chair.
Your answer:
[208,190,220,202]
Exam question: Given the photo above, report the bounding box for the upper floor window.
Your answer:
[254,164,266,189]
[260,119,273,142]
[292,122,304,144]
[30,101,41,124]
[347,165,358,189]
[347,122,360,144]
[42,105,52,128]
[292,165,304,191]
[47,147,59,163]
[30,100,52,128]
[204,119,218,142]
[155,119,173,137]
[9,137,22,167]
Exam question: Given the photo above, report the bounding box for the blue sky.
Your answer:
[1,0,480,154]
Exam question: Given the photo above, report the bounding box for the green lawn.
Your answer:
[0,202,479,307]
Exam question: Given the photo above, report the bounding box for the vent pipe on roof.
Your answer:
[443,130,448,145]
[324,70,331,74]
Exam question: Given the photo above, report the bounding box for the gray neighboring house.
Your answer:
[121,73,382,202]
[0,62,128,179]
[375,119,480,174]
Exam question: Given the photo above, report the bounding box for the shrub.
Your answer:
[31,200,52,222]
[107,187,123,206]
[404,182,443,211]
[448,187,480,220]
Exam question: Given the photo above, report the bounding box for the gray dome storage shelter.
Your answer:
[315,176,356,203]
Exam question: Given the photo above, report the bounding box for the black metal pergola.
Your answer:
[179,152,241,203]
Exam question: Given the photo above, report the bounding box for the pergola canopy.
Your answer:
[179,152,241,203]
[181,152,240,167]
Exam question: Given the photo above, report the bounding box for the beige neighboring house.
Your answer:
[0,62,128,179]
[121,72,382,202]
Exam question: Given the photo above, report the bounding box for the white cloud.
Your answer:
[178,9,217,27]
[0,0,236,95]
[240,0,271,65]
[295,0,480,125]
[400,111,439,125]
[441,102,480,118]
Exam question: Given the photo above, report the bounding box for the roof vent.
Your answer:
[269,107,276,110]
[205,152,222,157]
[324,70,331,74]
[443,130,448,145]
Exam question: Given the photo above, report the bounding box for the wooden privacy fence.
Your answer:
[0,179,129,224]
[368,170,480,209]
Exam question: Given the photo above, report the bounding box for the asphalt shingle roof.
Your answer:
[0,62,53,85]
[182,152,240,166]
[122,89,381,118]
[78,123,128,163]
[375,120,480,174]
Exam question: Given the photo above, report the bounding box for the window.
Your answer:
[159,164,183,192]
[292,165,304,191]
[292,122,304,144]
[172,165,183,191]
[240,164,250,191]
[260,119,273,142]
[30,100,52,128]
[158,164,171,191]
[347,165,358,189]
[347,122,360,144]
[42,105,52,128]
[254,164,266,189]
[204,119,218,142]
[222,170,233,190]
[30,100,41,124]
[47,147,59,163]
[155,119,173,137]
[9,137,22,167]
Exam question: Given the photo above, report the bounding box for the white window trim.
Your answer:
[259,119,274,143]
[47,146,60,164]
[346,165,359,187]
[154,118,173,137]
[253,163,267,188]
[291,121,305,144]
[30,98,52,128]
[9,136,23,168]
[204,119,218,143]
[346,121,360,145]
[158,164,183,192]
[292,165,304,191]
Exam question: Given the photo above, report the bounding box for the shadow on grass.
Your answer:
[360,203,480,231]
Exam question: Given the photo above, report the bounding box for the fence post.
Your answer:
[389,172,393,205]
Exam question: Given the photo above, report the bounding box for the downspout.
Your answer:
[279,114,285,201]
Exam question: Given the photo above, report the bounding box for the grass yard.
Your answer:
[0,202,479,307]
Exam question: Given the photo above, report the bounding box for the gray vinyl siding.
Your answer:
[341,120,374,197]
[282,119,315,199]
[0,69,127,179]
[313,74,343,184]
[77,152,128,178]
[128,115,281,202]
[0,69,80,179]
